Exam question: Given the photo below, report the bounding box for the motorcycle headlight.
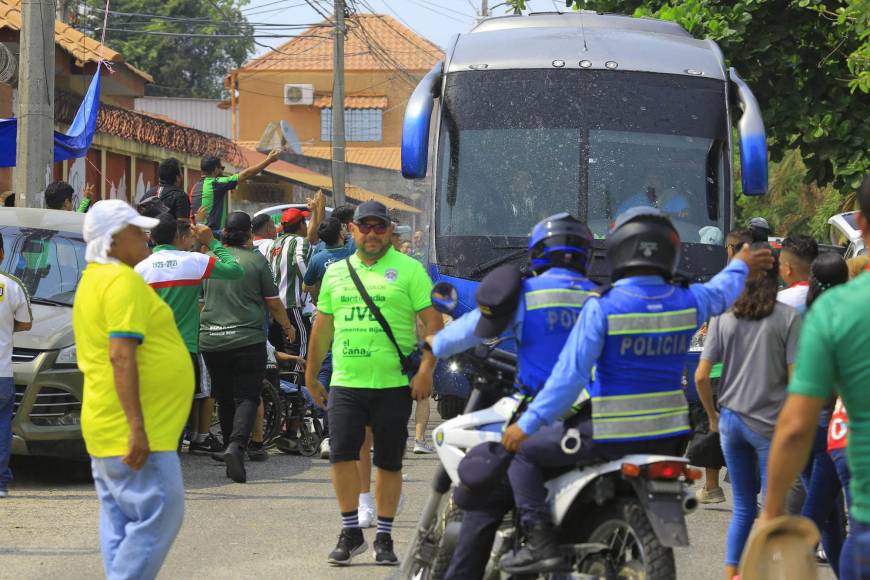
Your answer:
[54,344,77,369]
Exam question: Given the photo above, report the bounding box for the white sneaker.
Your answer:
[0,487,7,498]
[359,502,375,528]
[319,437,330,459]
[413,439,435,454]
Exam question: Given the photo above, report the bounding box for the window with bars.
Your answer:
[320,108,383,142]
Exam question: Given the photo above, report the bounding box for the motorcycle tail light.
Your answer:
[647,461,685,480]
[621,463,641,478]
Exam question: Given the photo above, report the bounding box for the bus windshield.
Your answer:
[436,69,729,250]
[0,226,86,306]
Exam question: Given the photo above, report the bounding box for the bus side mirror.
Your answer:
[431,281,458,315]
[729,68,767,196]
[402,62,443,179]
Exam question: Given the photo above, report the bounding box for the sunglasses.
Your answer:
[356,222,389,235]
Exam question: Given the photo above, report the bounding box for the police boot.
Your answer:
[499,523,570,575]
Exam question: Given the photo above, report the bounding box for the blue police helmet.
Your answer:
[528,212,594,275]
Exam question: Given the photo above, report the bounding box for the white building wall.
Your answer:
[134,97,232,139]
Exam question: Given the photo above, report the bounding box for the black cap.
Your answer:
[353,200,390,224]
[474,264,523,338]
[225,211,252,232]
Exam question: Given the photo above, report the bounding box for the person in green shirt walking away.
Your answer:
[199,211,295,483]
[191,148,282,231]
[763,175,870,580]
[135,213,244,455]
[305,201,443,566]
[74,200,193,580]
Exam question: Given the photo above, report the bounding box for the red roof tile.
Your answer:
[312,95,388,109]
[240,14,442,73]
[0,0,152,82]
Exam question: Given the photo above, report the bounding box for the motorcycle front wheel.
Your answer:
[577,498,676,580]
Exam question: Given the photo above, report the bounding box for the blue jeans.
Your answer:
[841,520,870,580]
[719,408,772,567]
[800,425,845,576]
[0,377,13,487]
[831,447,852,509]
[91,452,185,580]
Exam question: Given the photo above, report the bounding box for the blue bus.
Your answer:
[401,11,768,397]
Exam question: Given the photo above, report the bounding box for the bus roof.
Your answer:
[447,11,726,81]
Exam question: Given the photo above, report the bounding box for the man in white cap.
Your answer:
[73,199,193,580]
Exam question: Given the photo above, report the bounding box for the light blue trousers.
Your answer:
[90,451,184,580]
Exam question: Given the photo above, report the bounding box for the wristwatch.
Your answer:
[419,339,433,353]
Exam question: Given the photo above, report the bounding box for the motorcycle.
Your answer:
[399,283,700,580]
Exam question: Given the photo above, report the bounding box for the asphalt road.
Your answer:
[1,419,836,580]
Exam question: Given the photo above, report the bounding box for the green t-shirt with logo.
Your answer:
[199,246,280,352]
[788,271,870,524]
[317,247,433,388]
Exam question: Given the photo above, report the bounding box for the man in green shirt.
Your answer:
[762,175,870,579]
[199,212,295,483]
[192,149,282,231]
[135,213,244,454]
[305,201,442,567]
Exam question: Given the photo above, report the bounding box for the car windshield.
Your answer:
[436,69,728,244]
[0,226,86,306]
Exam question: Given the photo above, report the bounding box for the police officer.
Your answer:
[428,212,598,579]
[499,207,774,575]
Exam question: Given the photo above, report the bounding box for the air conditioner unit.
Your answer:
[283,84,314,106]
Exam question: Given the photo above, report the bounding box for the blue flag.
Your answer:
[0,66,102,167]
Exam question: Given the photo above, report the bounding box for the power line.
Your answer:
[96,27,327,39]
[404,0,472,24]
[242,0,309,12]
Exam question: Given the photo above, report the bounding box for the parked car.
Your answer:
[2,208,87,459]
[828,211,865,259]
[253,203,333,226]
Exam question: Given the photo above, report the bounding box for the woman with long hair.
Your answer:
[696,243,804,580]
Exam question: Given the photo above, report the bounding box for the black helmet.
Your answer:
[528,212,594,274]
[607,207,680,281]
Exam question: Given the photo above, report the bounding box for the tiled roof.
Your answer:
[236,144,319,176]
[313,95,388,109]
[240,14,442,72]
[301,145,401,172]
[0,0,153,82]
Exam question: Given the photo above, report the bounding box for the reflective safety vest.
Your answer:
[518,268,598,395]
[589,282,697,442]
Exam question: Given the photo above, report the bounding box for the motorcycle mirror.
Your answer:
[431,282,458,315]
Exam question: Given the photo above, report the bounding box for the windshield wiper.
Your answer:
[30,297,72,307]
[467,249,528,278]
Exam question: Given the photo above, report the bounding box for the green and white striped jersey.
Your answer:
[269,234,313,308]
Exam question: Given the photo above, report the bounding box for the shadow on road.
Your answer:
[9,456,92,486]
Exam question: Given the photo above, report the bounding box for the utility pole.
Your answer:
[481,0,488,16]
[16,0,57,208]
[331,0,347,207]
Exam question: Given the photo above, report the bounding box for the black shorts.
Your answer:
[328,386,413,471]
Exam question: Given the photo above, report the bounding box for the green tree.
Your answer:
[511,0,869,192]
[82,0,254,98]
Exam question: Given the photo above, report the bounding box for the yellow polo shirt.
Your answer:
[73,262,193,457]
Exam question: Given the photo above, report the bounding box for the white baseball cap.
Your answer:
[83,199,159,264]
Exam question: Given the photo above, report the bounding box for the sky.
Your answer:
[243,0,571,55]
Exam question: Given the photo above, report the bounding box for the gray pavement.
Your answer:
[1,425,836,579]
